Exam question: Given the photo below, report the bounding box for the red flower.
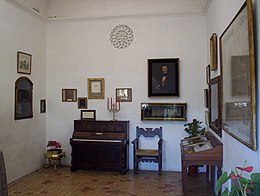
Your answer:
[236,166,253,172]
[47,140,62,149]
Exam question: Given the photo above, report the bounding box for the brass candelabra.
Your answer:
[107,97,120,121]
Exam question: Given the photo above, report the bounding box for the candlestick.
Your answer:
[107,97,120,121]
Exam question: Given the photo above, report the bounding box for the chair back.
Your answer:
[0,150,8,196]
[136,126,162,139]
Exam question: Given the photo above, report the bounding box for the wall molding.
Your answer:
[5,0,46,22]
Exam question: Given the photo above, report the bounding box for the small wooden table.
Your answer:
[45,151,65,171]
[180,132,223,196]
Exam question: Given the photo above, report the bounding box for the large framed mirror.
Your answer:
[15,77,33,120]
[220,0,256,150]
[209,76,222,137]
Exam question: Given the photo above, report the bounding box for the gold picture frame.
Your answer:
[220,0,256,150]
[62,89,77,102]
[88,78,105,99]
[210,33,217,71]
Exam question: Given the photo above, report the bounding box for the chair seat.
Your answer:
[136,149,158,156]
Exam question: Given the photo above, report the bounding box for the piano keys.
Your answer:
[70,120,129,174]
[180,132,223,196]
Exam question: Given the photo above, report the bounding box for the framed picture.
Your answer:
[116,88,132,102]
[17,51,32,74]
[204,89,209,108]
[141,103,187,121]
[81,110,96,120]
[206,64,210,84]
[208,76,222,137]
[205,111,209,126]
[40,99,46,113]
[148,58,179,96]
[62,89,77,102]
[88,78,105,99]
[78,97,88,109]
[220,0,256,150]
[15,77,33,120]
[210,33,217,71]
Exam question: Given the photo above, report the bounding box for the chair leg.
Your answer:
[134,156,138,173]
[158,157,162,174]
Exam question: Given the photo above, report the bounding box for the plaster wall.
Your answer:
[46,15,207,171]
[0,0,46,183]
[206,0,260,182]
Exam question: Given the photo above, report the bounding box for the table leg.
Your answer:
[182,164,188,196]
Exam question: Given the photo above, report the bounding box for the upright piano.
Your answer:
[180,131,223,196]
[70,120,129,174]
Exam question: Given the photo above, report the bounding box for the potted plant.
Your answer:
[184,119,205,177]
[216,161,260,196]
[184,119,205,138]
[46,140,62,158]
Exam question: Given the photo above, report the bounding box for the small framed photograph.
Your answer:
[148,58,179,97]
[210,33,217,71]
[206,64,210,85]
[62,89,77,102]
[40,99,46,113]
[116,88,132,102]
[88,78,105,99]
[81,110,96,120]
[78,97,88,109]
[17,51,32,74]
[204,89,209,108]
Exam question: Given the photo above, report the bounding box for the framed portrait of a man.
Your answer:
[148,58,179,97]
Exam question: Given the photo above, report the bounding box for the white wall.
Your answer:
[0,1,46,183]
[206,0,260,180]
[46,15,207,171]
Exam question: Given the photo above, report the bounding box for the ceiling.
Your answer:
[6,0,211,21]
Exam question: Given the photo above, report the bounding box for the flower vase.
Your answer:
[47,149,62,159]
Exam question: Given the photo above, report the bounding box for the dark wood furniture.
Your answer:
[0,150,8,196]
[180,132,223,196]
[132,126,163,174]
[70,120,129,174]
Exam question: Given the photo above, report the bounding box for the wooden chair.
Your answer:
[0,150,8,196]
[131,126,163,174]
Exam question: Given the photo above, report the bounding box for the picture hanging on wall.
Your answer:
[17,51,32,74]
[210,33,218,71]
[116,88,132,102]
[78,97,88,109]
[62,89,77,102]
[220,0,256,150]
[88,78,105,99]
[148,58,179,97]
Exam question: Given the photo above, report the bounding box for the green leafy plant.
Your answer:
[184,119,205,137]
[216,161,260,196]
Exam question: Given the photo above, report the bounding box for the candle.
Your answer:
[115,100,117,110]
[118,100,120,110]
[107,98,109,110]
[110,97,112,109]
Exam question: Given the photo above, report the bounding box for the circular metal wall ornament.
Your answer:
[110,24,134,49]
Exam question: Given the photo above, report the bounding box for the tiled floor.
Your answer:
[8,167,213,196]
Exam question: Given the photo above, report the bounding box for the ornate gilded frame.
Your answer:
[220,0,256,150]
